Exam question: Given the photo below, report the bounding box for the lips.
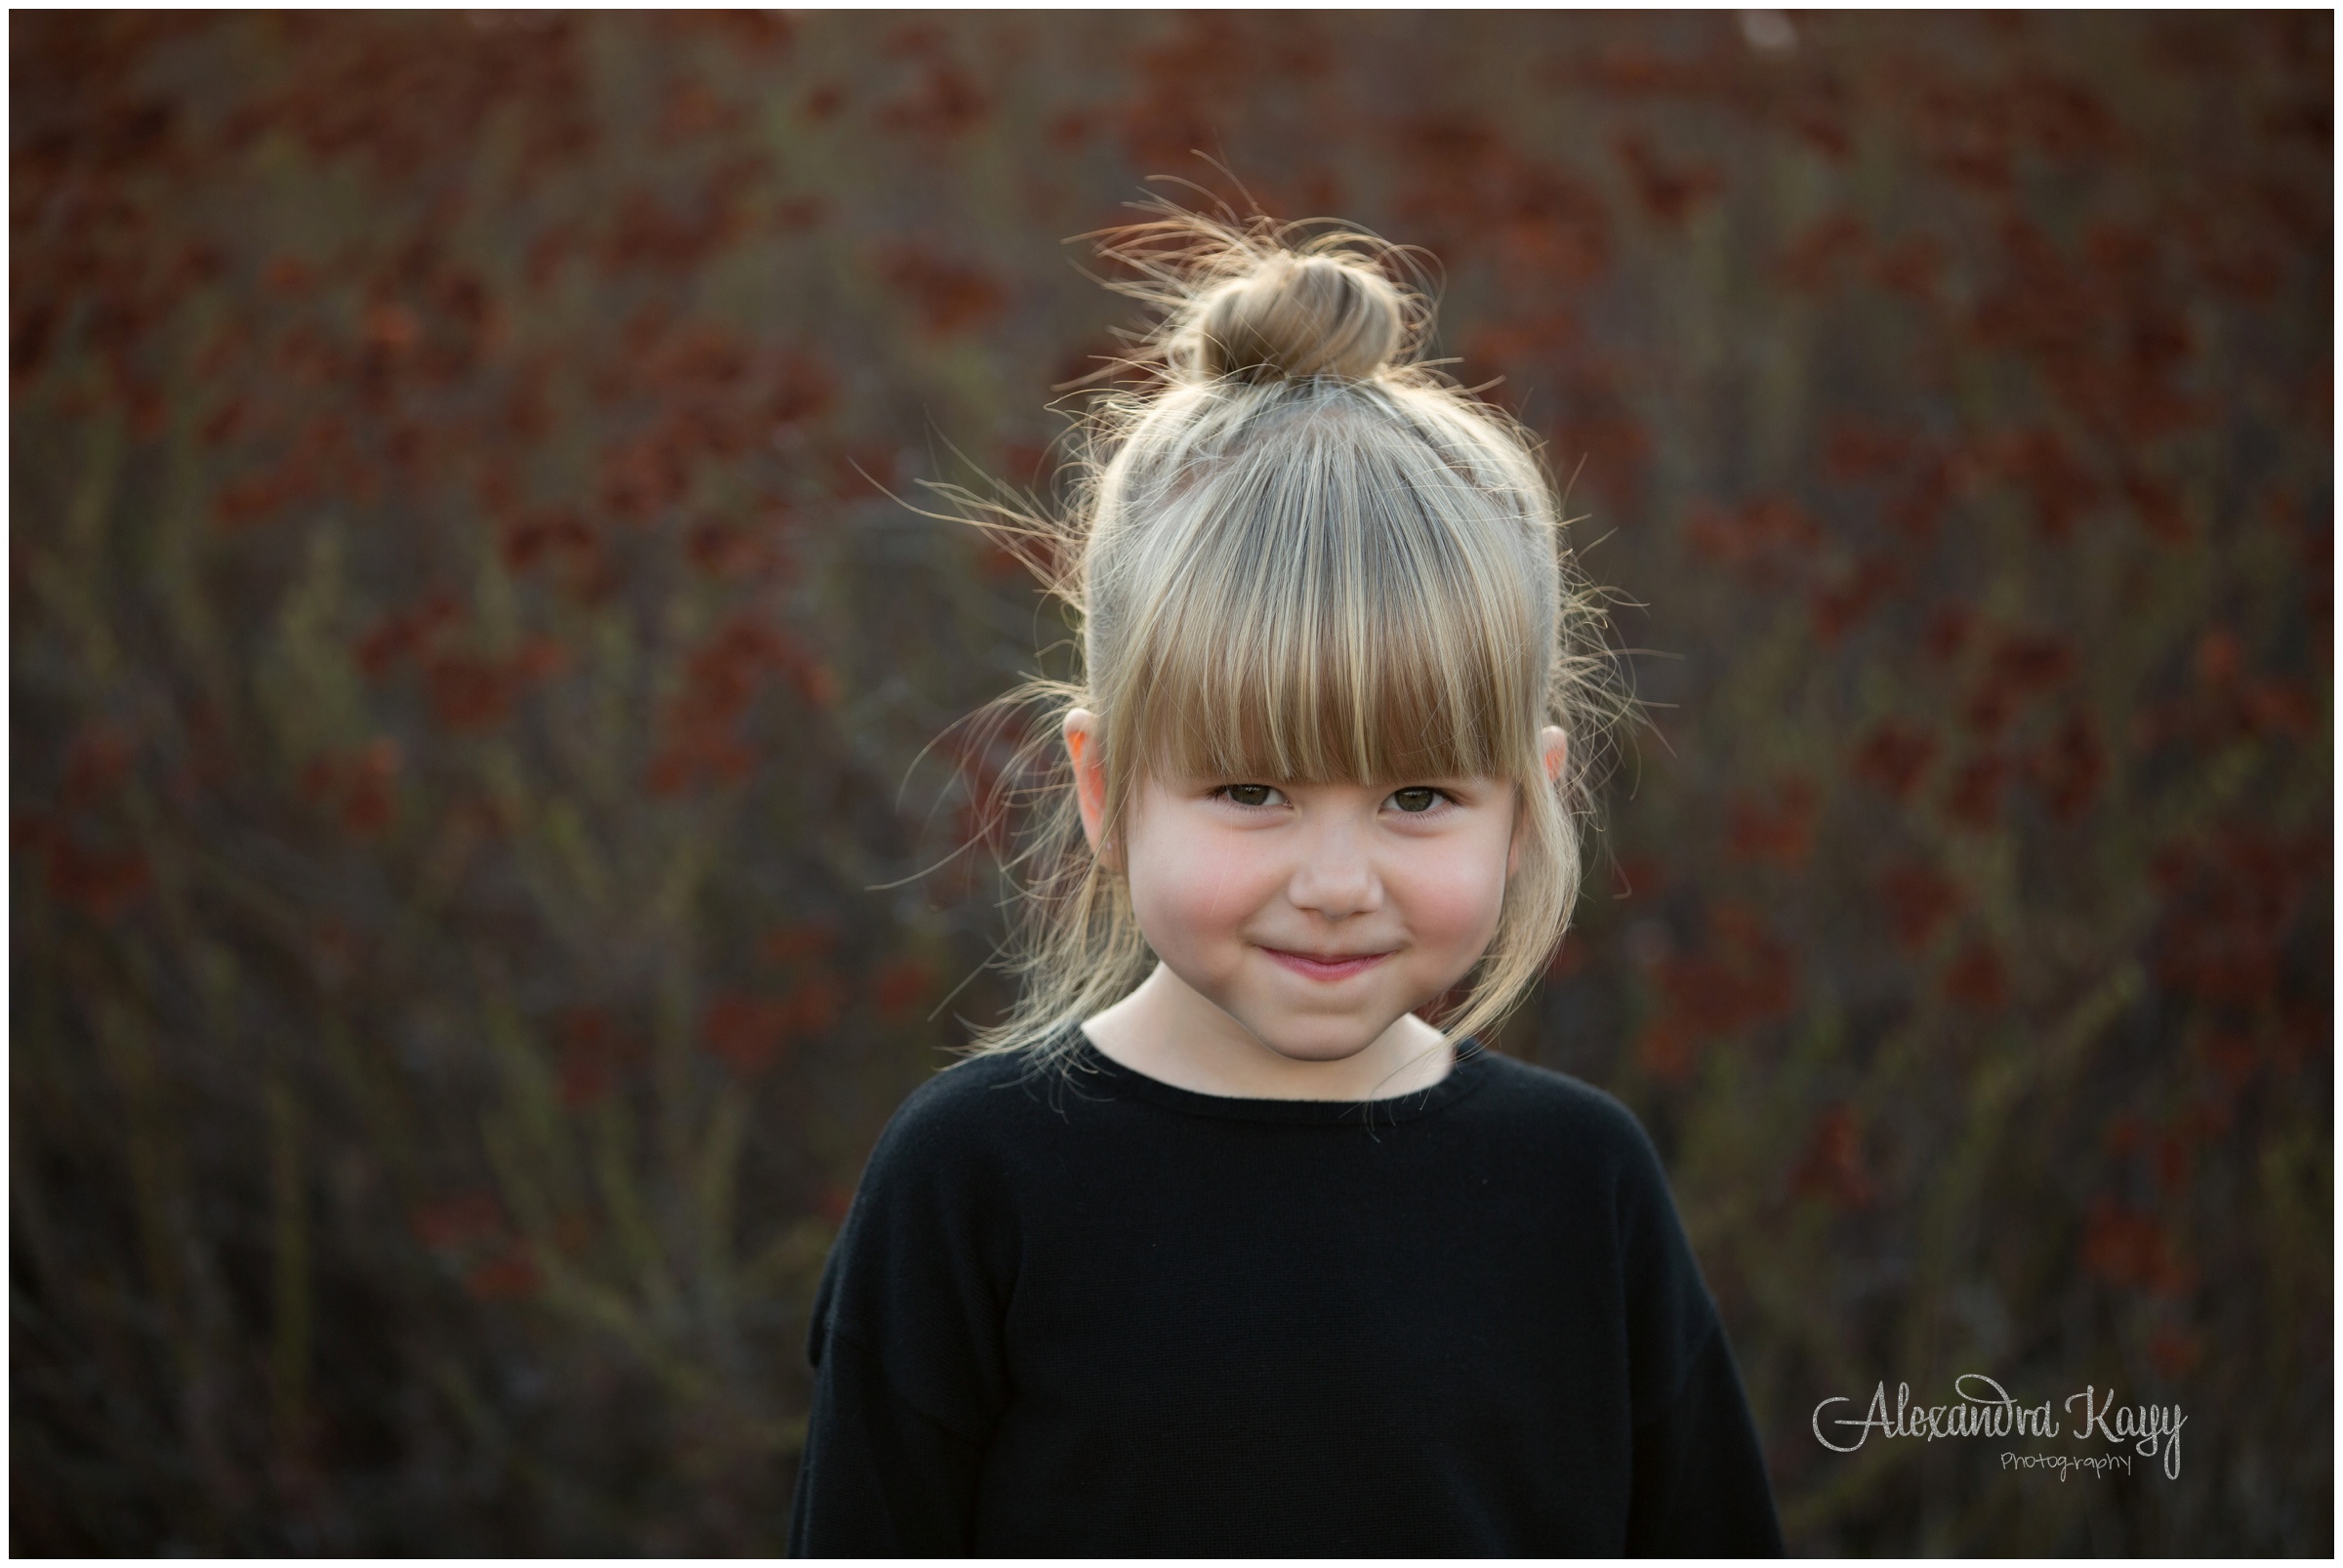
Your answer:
[1262,946,1392,982]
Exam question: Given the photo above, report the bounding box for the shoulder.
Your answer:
[880,1045,1093,1139]
[1467,1051,1665,1162]
[817,1053,1053,1319]
[1460,1051,1679,1215]
[855,1047,1087,1195]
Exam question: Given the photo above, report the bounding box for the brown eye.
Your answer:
[1221,784,1278,807]
[1391,787,1441,813]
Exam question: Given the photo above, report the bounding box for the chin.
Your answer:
[1246,1017,1384,1063]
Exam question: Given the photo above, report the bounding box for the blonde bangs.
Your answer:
[1109,435,1546,792]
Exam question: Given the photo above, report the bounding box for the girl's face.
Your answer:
[1065,710,1565,1069]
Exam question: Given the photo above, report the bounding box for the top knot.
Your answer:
[1173,251,1407,385]
[1067,201,1430,393]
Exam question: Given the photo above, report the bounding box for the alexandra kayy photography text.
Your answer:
[1812,1376,2188,1481]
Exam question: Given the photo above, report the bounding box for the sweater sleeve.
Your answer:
[1607,1102,1786,1557]
[1623,1321,1785,1556]
[784,1067,1020,1558]
[786,1327,986,1556]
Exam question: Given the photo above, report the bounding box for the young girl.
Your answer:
[786,204,1785,1557]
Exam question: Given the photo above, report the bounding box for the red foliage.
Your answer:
[802,81,846,123]
[871,958,934,1020]
[411,1190,504,1251]
[1609,852,1664,900]
[2080,1195,2194,1297]
[212,448,337,531]
[701,993,797,1077]
[1635,899,1798,1083]
[596,427,696,524]
[761,921,842,965]
[2191,1025,2261,1090]
[875,62,991,139]
[764,351,839,428]
[1960,630,2077,739]
[424,639,568,734]
[498,506,598,577]
[1851,720,1938,804]
[2118,471,2193,544]
[684,517,778,579]
[596,179,756,276]
[1959,682,2019,741]
[555,1007,639,1110]
[1823,420,1918,484]
[354,590,462,679]
[2008,68,2121,163]
[1725,777,1818,867]
[796,974,843,1034]
[1613,132,1722,226]
[61,723,139,806]
[2150,826,2324,1008]
[1787,90,1853,162]
[1943,751,2012,831]
[1920,602,1975,665]
[656,78,748,148]
[1682,496,1821,583]
[702,980,840,1077]
[2148,1322,2206,1379]
[1941,938,2008,1011]
[2239,676,2318,742]
[1390,135,1614,292]
[1986,427,2102,540]
[1870,233,1947,304]
[876,244,1007,338]
[2025,709,2107,821]
[300,737,402,837]
[2178,207,2283,305]
[463,1246,543,1302]
[1808,554,1904,644]
[645,616,835,797]
[1545,41,1738,102]
[1545,385,1650,512]
[1775,212,1865,291]
[2193,627,2242,688]
[1111,13,1251,176]
[1791,1104,1874,1209]
[1545,935,1591,979]
[38,836,153,921]
[1876,861,1962,952]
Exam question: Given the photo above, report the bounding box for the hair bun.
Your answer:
[1175,250,1406,385]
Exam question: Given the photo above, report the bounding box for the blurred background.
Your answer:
[10,10,2329,1554]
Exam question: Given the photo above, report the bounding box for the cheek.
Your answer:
[1394,839,1512,953]
[1124,819,1278,954]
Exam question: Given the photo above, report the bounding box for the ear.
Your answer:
[1508,726,1570,880]
[1542,725,1570,786]
[1063,708,1121,873]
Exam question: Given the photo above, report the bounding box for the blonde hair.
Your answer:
[924,197,1636,1075]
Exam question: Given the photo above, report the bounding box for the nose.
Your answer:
[1285,815,1383,921]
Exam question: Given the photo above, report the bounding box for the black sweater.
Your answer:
[786,1028,1785,1557]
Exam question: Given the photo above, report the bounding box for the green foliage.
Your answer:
[11,11,2329,1552]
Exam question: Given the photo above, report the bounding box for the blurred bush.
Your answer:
[11,11,2328,1553]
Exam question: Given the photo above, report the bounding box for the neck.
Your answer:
[1081,964,1455,1100]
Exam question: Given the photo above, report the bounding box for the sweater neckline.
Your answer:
[1055,1024,1496,1125]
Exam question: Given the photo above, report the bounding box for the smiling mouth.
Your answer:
[1261,946,1393,981]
